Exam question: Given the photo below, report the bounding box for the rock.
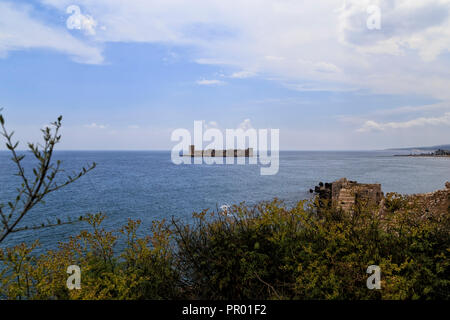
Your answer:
[446,182,450,189]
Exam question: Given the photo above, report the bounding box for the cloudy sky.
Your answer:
[1,0,450,150]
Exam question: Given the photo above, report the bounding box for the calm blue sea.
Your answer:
[1,150,449,251]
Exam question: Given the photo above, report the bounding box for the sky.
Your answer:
[1,0,450,150]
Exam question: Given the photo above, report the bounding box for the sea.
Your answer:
[1,150,449,251]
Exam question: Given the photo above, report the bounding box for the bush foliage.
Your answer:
[0,196,448,300]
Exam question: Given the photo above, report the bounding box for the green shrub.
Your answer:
[171,197,449,300]
[0,214,181,300]
[0,196,448,300]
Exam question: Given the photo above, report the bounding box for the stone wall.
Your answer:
[313,178,383,211]
[405,183,450,218]
[312,178,450,216]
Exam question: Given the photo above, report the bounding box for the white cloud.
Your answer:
[357,112,450,132]
[84,123,107,129]
[0,2,103,64]
[202,120,220,131]
[0,0,446,100]
[296,59,341,74]
[238,119,253,131]
[338,0,450,61]
[205,121,218,129]
[357,120,384,132]
[372,102,450,117]
[338,101,450,124]
[230,71,256,79]
[196,79,225,86]
[285,82,357,93]
[264,56,285,62]
[36,0,450,99]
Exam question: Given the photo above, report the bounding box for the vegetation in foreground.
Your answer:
[0,112,449,300]
[0,195,448,300]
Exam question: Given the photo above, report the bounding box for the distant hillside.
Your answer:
[388,144,450,152]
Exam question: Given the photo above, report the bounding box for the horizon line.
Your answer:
[0,148,404,152]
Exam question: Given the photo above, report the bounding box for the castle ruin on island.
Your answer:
[185,145,254,157]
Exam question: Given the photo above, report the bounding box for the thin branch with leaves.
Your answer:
[0,109,96,244]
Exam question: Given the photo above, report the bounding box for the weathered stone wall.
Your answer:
[313,178,450,217]
[333,178,383,211]
[405,183,450,218]
[312,178,450,217]
[313,178,383,212]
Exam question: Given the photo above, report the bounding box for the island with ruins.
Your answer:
[184,145,254,157]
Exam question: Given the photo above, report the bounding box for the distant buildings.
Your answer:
[434,149,450,156]
[395,148,450,157]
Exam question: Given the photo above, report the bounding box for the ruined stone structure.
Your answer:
[186,145,254,157]
[312,178,450,216]
[313,178,383,212]
[406,182,450,218]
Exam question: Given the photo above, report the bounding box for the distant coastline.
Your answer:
[394,148,450,158]
[394,154,450,158]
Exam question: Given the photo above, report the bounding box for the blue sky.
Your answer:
[1,0,450,150]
